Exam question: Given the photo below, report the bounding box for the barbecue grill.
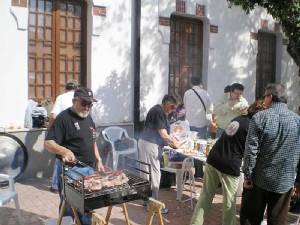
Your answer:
[63,158,152,214]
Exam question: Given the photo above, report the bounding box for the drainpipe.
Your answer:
[132,0,141,137]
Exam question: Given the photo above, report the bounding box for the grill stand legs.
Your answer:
[56,200,82,225]
[57,200,66,225]
[92,203,131,225]
[57,200,164,225]
[91,212,106,225]
[146,198,165,225]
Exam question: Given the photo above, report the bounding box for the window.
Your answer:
[169,15,203,98]
[28,0,86,101]
[256,31,276,99]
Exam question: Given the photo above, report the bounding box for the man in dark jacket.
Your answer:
[190,101,263,225]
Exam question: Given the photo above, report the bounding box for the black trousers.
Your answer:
[240,185,292,225]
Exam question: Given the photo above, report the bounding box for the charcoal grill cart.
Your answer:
[57,158,152,225]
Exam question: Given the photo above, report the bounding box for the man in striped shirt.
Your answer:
[240,83,300,225]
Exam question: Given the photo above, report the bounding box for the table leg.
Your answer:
[176,170,183,201]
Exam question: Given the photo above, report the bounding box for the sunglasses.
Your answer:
[80,99,93,108]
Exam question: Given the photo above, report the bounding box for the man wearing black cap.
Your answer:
[44,87,104,225]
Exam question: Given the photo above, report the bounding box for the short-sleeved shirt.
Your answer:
[51,91,74,116]
[45,108,96,166]
[140,104,169,146]
[207,115,250,176]
[183,86,213,128]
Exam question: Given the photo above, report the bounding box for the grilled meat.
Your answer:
[75,170,129,191]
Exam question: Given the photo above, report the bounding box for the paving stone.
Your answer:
[0,177,280,225]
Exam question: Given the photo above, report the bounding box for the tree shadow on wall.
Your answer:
[92,71,133,126]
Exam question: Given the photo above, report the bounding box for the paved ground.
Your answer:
[0,177,245,225]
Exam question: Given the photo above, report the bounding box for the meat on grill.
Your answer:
[74,170,129,191]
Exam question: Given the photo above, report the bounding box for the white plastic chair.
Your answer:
[102,126,137,170]
[161,155,195,208]
[0,174,22,224]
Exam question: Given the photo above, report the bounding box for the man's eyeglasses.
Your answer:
[80,100,93,108]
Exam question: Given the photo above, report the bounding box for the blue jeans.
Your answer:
[51,158,60,190]
[190,126,208,139]
[57,160,93,225]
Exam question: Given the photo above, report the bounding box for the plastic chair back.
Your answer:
[102,126,137,170]
[102,126,127,143]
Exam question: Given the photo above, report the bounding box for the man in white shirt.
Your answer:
[183,76,213,139]
[48,79,79,127]
[214,83,249,138]
[49,79,78,192]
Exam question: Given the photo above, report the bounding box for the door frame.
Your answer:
[169,13,210,90]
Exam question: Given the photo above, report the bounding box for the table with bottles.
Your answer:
[163,138,217,164]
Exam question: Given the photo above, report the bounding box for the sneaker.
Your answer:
[161,208,169,214]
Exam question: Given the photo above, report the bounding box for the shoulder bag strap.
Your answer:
[191,88,206,112]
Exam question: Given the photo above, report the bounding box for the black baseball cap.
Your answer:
[74,87,97,102]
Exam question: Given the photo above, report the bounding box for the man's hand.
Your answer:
[295,183,300,197]
[169,137,180,149]
[96,160,105,172]
[243,179,254,189]
[62,149,76,163]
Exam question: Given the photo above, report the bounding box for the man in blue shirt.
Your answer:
[240,83,300,225]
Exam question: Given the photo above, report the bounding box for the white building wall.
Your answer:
[139,0,173,120]
[205,1,259,104]
[0,0,298,128]
[0,1,28,128]
[281,47,300,112]
[140,0,300,119]
[91,0,134,126]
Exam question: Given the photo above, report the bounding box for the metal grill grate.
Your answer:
[62,158,152,213]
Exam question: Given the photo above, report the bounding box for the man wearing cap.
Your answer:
[44,87,104,225]
[48,79,78,193]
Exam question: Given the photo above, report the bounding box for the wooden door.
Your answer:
[28,0,86,101]
[256,31,276,99]
[169,15,203,98]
